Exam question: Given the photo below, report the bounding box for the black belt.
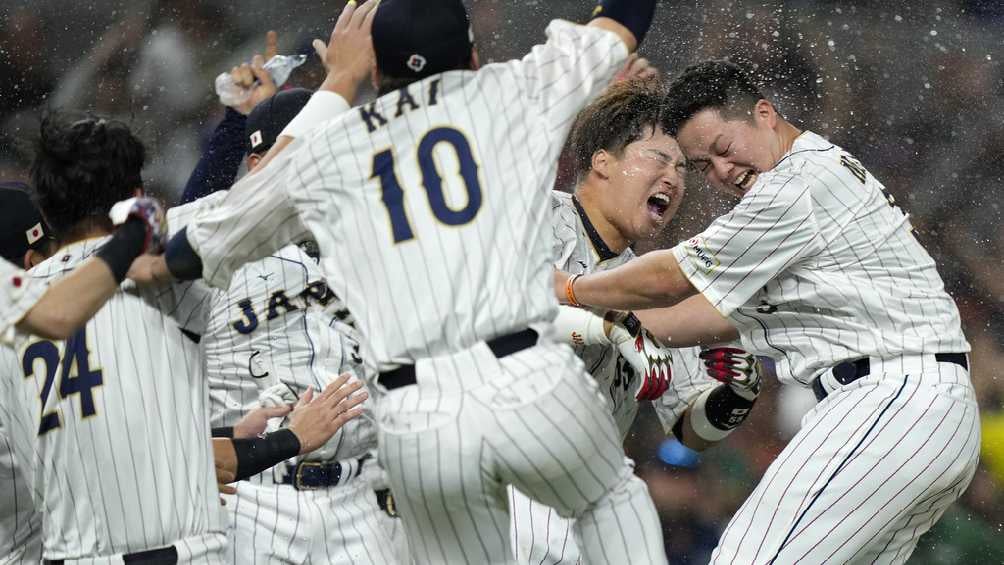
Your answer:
[812,353,968,401]
[378,329,539,390]
[282,454,370,490]
[45,545,177,565]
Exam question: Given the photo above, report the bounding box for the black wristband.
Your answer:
[231,428,301,481]
[95,219,146,283]
[704,384,756,431]
[211,426,234,439]
[164,227,204,281]
[592,0,657,45]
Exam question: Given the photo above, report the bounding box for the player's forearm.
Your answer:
[16,258,118,339]
[560,249,696,311]
[635,295,739,347]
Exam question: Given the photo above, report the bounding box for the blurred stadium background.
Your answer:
[1,1,1001,562]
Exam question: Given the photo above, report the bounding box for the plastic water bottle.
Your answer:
[215,54,308,107]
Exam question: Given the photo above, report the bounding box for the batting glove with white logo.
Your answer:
[607,312,672,401]
[108,196,167,254]
[699,347,762,401]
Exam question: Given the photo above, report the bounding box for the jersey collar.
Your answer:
[571,195,619,262]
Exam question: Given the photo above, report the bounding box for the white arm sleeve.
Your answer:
[186,139,312,289]
[0,260,43,345]
[672,174,823,316]
[516,20,629,136]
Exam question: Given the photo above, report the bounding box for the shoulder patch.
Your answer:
[684,236,720,275]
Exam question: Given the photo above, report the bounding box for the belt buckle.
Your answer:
[294,461,326,491]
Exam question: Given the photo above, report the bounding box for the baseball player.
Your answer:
[170,83,402,564]
[133,0,670,563]
[509,77,763,564]
[558,60,979,564]
[0,114,227,563]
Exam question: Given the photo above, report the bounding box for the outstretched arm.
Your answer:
[557,248,696,312]
[634,295,739,347]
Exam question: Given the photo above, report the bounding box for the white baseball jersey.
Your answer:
[169,199,390,564]
[168,200,375,463]
[673,131,969,385]
[549,191,714,437]
[0,259,44,346]
[668,131,979,563]
[0,413,41,563]
[0,238,225,561]
[184,21,667,565]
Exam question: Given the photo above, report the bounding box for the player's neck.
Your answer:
[573,184,631,255]
[773,120,803,165]
[56,219,114,251]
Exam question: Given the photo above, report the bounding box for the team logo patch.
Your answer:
[686,236,720,275]
[25,222,44,245]
[250,130,264,149]
[406,54,427,73]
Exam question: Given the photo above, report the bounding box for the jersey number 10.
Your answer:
[371,127,483,243]
[22,328,103,435]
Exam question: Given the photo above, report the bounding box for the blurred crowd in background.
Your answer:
[1,0,1001,562]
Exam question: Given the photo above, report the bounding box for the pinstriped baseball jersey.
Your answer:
[0,414,41,561]
[0,259,44,346]
[0,238,225,560]
[167,201,376,464]
[673,131,969,385]
[183,21,630,372]
[550,191,714,437]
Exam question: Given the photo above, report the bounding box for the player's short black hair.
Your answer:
[30,113,145,237]
[661,60,766,136]
[570,77,666,183]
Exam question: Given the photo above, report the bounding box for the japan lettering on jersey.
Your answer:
[167,201,376,464]
[0,259,44,346]
[672,131,969,385]
[0,238,224,559]
[550,191,715,437]
[184,21,630,372]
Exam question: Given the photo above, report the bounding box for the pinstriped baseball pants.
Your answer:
[375,339,666,565]
[712,359,980,565]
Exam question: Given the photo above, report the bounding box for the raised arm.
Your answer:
[588,0,658,53]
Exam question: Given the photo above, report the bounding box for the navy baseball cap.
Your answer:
[245,88,314,155]
[0,182,53,264]
[372,0,474,80]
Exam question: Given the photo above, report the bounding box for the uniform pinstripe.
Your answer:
[0,419,42,565]
[0,260,45,564]
[180,21,666,565]
[168,201,397,564]
[509,191,716,564]
[0,238,225,563]
[672,131,978,563]
[0,260,45,346]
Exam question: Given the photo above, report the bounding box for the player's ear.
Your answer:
[247,153,263,172]
[132,187,144,198]
[591,149,611,179]
[24,249,48,269]
[470,48,480,71]
[754,99,776,129]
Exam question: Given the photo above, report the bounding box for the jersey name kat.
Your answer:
[230,278,335,334]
